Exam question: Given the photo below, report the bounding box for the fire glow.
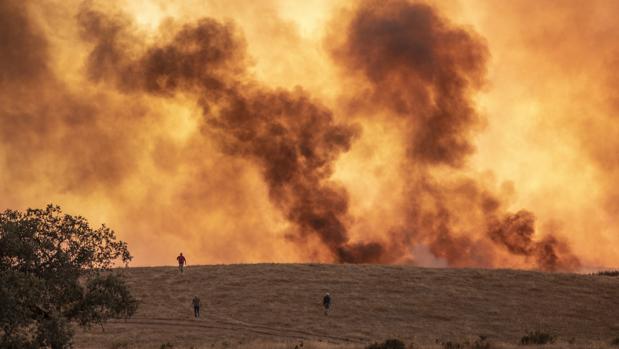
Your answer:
[1,0,618,270]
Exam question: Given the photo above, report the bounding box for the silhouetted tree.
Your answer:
[0,205,137,349]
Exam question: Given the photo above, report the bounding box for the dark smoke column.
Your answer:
[77,7,387,263]
[330,0,487,166]
[209,88,387,262]
[329,0,580,270]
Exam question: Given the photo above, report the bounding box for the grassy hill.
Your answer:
[74,264,619,349]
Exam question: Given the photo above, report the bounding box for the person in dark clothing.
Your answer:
[323,292,331,315]
[192,296,201,318]
[177,253,186,273]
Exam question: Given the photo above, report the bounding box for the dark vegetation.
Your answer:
[597,270,619,277]
[437,336,491,349]
[365,337,491,349]
[519,331,556,345]
[366,339,406,349]
[363,334,619,349]
[0,205,137,349]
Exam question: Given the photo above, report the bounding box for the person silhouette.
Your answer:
[192,295,201,318]
[176,252,187,273]
[323,292,331,315]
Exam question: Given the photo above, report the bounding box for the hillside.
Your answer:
[74,264,619,348]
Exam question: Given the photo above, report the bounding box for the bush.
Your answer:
[439,337,491,349]
[597,270,619,277]
[611,337,619,346]
[110,341,130,349]
[441,342,465,349]
[471,336,491,349]
[366,339,406,349]
[520,330,556,345]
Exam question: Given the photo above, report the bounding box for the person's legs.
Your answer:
[179,264,184,273]
[194,306,199,318]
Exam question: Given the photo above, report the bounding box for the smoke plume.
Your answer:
[77,5,390,262]
[2,0,616,269]
[331,0,487,167]
[328,0,580,270]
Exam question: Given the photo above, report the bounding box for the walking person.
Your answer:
[323,292,331,315]
[192,295,201,318]
[177,252,186,273]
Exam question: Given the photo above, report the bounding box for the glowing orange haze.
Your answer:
[1,0,617,270]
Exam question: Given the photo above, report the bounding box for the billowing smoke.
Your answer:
[331,0,487,167]
[77,7,246,97]
[77,5,389,263]
[3,0,611,270]
[487,211,580,271]
[328,0,580,270]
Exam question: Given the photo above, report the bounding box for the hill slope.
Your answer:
[74,264,619,348]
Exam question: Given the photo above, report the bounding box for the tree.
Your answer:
[0,205,138,349]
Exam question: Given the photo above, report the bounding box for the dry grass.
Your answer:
[73,264,619,349]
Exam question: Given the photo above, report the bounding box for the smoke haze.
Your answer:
[0,0,616,270]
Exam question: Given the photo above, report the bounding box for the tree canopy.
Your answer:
[0,205,137,349]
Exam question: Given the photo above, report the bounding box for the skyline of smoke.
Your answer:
[0,0,615,269]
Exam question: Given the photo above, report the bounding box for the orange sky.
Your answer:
[1,0,617,270]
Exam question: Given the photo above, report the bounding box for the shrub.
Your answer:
[159,343,173,349]
[520,330,556,345]
[597,270,619,277]
[471,336,491,349]
[442,342,465,349]
[366,339,406,349]
[111,341,130,349]
[611,337,619,346]
[438,336,490,349]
